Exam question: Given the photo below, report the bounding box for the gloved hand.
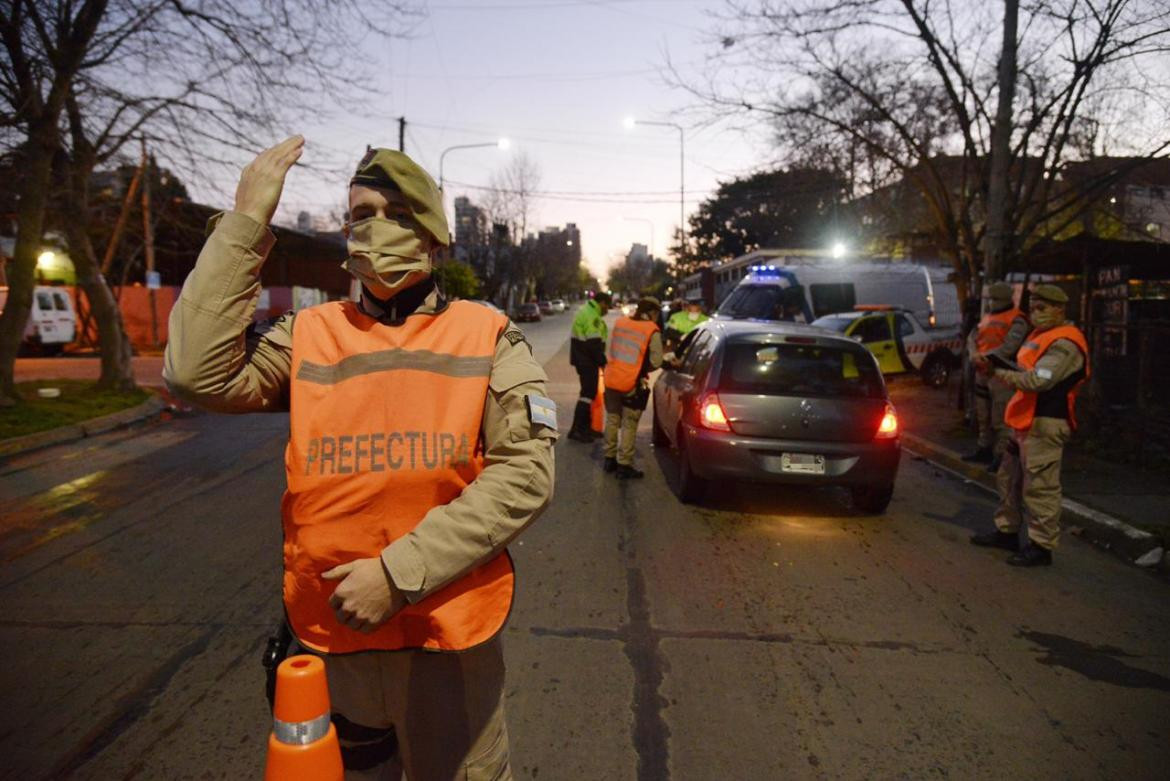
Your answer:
[234,135,304,227]
[322,557,406,633]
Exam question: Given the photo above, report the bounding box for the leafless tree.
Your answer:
[483,152,542,307]
[0,0,421,403]
[672,0,1170,299]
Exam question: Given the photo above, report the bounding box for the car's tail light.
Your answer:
[875,403,898,439]
[698,392,732,432]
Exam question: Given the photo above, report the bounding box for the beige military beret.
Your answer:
[350,148,449,246]
[987,281,1014,303]
[1031,284,1068,304]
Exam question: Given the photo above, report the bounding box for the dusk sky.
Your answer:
[245,0,774,281]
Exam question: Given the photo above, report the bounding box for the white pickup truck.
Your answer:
[811,306,962,387]
[0,285,77,355]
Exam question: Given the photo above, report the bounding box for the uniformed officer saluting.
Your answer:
[969,284,1089,567]
[164,136,555,779]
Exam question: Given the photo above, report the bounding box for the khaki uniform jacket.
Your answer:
[994,334,1085,396]
[164,212,556,606]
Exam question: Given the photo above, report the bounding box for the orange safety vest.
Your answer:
[1003,324,1090,432]
[283,300,513,654]
[975,307,1025,353]
[605,316,659,393]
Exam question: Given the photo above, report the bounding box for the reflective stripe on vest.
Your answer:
[1003,324,1090,431]
[284,300,513,654]
[605,317,658,393]
[975,308,1024,353]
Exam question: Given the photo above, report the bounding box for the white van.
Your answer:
[0,285,77,355]
[714,261,961,329]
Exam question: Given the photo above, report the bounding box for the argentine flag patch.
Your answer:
[526,394,558,430]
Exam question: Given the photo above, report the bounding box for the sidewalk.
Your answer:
[888,377,1168,574]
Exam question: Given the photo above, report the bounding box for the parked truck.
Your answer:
[0,285,77,355]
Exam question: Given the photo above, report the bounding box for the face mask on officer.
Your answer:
[343,216,432,300]
[1030,300,1064,330]
[687,310,700,321]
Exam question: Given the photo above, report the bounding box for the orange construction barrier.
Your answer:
[264,655,343,781]
[590,369,605,433]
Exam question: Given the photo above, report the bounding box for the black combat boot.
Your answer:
[615,464,644,479]
[970,529,1019,551]
[567,401,593,442]
[604,457,618,473]
[1007,542,1053,567]
[962,446,993,464]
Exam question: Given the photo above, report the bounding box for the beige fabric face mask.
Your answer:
[343,217,432,299]
[1031,309,1064,331]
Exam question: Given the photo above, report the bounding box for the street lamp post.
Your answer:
[624,118,684,265]
[438,139,510,193]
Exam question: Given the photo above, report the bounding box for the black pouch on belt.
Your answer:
[262,621,294,711]
[622,383,650,410]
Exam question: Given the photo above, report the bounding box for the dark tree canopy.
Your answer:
[688,168,850,263]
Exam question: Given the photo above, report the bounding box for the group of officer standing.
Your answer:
[568,278,1091,569]
[567,295,709,478]
[967,282,1091,568]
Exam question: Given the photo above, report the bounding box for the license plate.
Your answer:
[781,453,825,475]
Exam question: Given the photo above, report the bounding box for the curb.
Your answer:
[0,394,169,459]
[902,432,1166,573]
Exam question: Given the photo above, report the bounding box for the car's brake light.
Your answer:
[699,392,732,432]
[875,403,898,439]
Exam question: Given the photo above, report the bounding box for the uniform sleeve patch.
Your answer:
[526,394,558,430]
[503,328,527,347]
[1035,367,1053,380]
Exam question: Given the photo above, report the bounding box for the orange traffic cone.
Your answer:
[264,655,343,781]
[590,369,605,433]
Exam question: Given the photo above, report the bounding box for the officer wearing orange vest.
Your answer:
[970,284,1089,567]
[603,296,663,479]
[164,137,555,779]
[963,281,1029,468]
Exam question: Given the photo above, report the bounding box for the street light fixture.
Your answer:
[438,138,510,192]
[623,117,685,265]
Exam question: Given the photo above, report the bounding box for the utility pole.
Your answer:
[140,138,159,348]
[398,117,406,153]
[984,0,1019,294]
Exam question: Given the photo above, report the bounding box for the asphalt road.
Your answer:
[2,309,1168,780]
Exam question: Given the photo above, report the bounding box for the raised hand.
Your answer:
[233,135,305,227]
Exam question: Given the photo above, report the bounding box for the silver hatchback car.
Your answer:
[652,320,901,512]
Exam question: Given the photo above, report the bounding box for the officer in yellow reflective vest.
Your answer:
[603,296,663,479]
[664,299,708,352]
[970,285,1089,567]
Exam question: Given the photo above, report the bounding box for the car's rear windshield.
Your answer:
[812,315,854,333]
[719,340,885,399]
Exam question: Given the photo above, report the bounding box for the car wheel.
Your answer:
[651,405,669,447]
[851,483,894,514]
[920,354,951,388]
[677,430,708,504]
